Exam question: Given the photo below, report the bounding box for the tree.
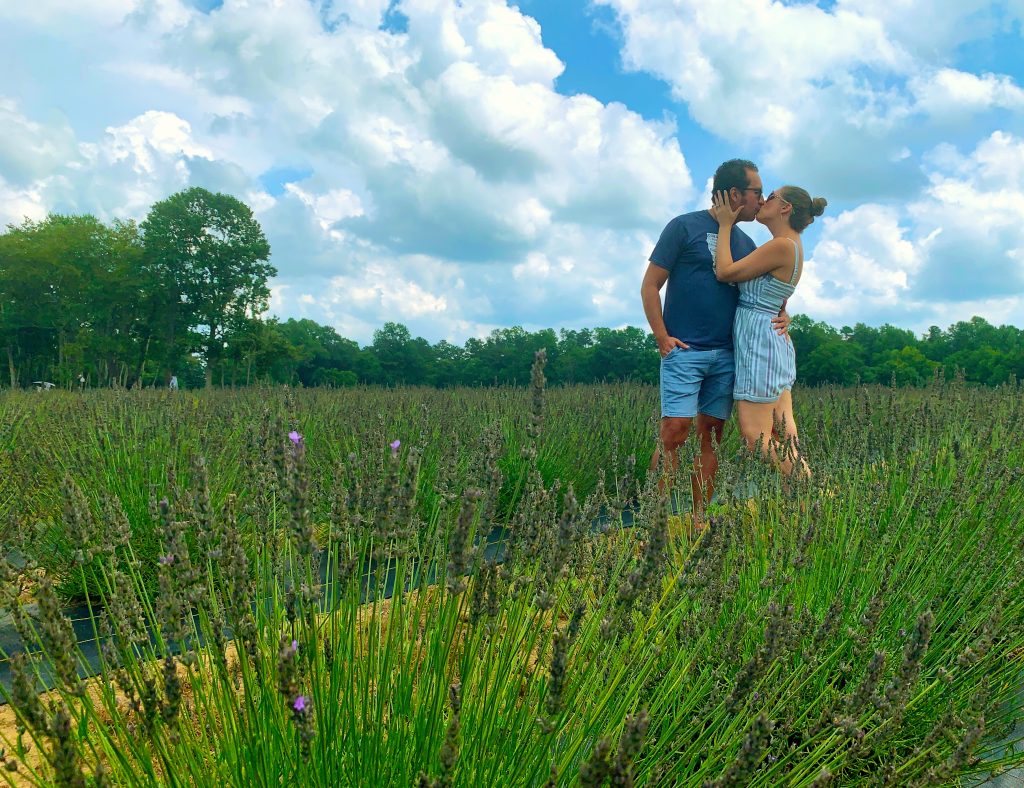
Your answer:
[0,215,150,387]
[429,340,468,387]
[874,346,937,386]
[800,340,865,385]
[312,368,358,387]
[371,322,432,385]
[788,315,840,361]
[590,327,657,383]
[142,188,274,387]
[470,327,556,385]
[551,328,593,384]
[276,318,361,386]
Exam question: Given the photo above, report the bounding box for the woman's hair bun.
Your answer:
[810,197,827,217]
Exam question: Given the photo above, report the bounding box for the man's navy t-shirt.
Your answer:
[649,211,757,351]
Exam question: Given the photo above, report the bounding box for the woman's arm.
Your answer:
[715,238,792,283]
[709,191,791,283]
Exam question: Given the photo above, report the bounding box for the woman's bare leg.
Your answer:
[736,397,810,478]
[773,389,811,478]
[735,401,778,463]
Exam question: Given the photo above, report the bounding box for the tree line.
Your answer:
[0,188,273,390]
[2,189,1022,390]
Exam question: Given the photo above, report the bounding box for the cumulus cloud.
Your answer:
[0,180,48,227]
[0,102,221,221]
[0,99,79,187]
[835,0,1018,58]
[2,0,1021,343]
[595,0,1024,200]
[1,0,137,27]
[0,0,697,341]
[320,0,394,29]
[794,204,931,323]
[796,132,1024,330]
[911,69,1024,120]
[908,132,1024,301]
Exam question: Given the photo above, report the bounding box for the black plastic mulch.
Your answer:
[0,508,637,701]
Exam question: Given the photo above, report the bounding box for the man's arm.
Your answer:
[641,263,688,357]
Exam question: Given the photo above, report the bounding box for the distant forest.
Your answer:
[3,188,1022,390]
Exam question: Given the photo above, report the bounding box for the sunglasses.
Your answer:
[766,191,790,205]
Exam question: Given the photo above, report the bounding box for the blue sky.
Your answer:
[1,0,1022,343]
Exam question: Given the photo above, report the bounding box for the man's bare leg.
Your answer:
[649,415,692,541]
[648,414,725,532]
[649,416,693,485]
[692,413,725,526]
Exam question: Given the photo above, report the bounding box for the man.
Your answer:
[640,159,789,524]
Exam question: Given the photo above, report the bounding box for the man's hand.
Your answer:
[772,308,792,336]
[656,334,689,357]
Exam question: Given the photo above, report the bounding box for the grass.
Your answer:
[0,359,1021,785]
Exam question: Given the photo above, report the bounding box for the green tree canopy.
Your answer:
[141,187,274,387]
[0,215,148,387]
[3,195,1022,391]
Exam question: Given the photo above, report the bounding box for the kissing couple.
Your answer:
[641,158,827,525]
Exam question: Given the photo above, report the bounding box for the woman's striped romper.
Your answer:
[732,239,801,403]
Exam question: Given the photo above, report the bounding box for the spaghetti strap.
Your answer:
[788,238,800,286]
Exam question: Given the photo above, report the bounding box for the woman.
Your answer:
[709,185,826,477]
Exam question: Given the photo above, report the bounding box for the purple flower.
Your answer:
[288,430,303,445]
[390,439,401,455]
[291,639,299,654]
[158,554,175,566]
[293,695,307,713]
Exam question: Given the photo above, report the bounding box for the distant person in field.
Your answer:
[641,159,789,525]
[709,185,826,479]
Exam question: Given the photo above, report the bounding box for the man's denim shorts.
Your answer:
[659,346,735,420]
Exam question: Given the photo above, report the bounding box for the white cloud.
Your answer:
[128,0,691,268]
[285,184,365,236]
[794,204,929,321]
[101,61,255,118]
[0,100,220,221]
[835,0,1019,57]
[320,0,393,29]
[401,0,564,85]
[0,179,48,227]
[316,256,457,334]
[74,111,220,218]
[2,0,1021,343]
[1,0,137,26]
[102,111,212,174]
[907,132,1024,301]
[912,69,1024,119]
[796,131,1024,331]
[596,0,1024,200]
[0,99,79,186]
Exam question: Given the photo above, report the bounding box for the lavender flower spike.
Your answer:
[158,554,175,566]
[293,695,308,713]
[292,639,299,654]
[390,439,401,455]
[288,431,303,445]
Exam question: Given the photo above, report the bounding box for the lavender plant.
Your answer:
[0,372,1021,785]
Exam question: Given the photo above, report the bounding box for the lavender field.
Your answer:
[0,359,1021,786]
